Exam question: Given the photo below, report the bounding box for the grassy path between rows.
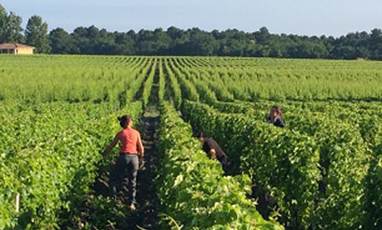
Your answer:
[59,105,160,230]
[135,105,160,229]
[59,75,161,229]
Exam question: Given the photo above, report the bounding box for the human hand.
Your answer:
[209,149,216,159]
[139,158,145,169]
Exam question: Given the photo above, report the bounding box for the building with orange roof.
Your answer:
[0,43,35,55]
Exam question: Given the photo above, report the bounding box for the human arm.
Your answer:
[137,132,145,167]
[102,135,119,158]
[137,132,144,158]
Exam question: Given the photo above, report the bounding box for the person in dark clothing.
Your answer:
[103,115,144,211]
[267,105,286,128]
[197,133,228,172]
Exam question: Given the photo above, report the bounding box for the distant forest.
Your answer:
[2,4,382,60]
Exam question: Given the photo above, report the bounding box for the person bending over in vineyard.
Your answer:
[198,133,228,172]
[267,105,286,128]
[102,115,144,211]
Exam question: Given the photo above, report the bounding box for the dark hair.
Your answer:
[269,105,282,121]
[197,132,204,139]
[118,115,132,128]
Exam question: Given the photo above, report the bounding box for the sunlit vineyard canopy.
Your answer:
[1,55,381,230]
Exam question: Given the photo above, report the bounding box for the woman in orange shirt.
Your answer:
[103,115,144,211]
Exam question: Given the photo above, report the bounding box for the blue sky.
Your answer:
[1,0,381,37]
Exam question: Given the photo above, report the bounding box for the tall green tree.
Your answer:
[113,32,135,55]
[0,4,7,42]
[25,15,51,53]
[49,27,74,54]
[370,28,382,59]
[1,8,24,43]
[182,28,217,55]
[254,27,271,44]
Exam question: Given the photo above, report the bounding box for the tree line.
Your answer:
[1,4,382,60]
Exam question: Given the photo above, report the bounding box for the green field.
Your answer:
[1,55,381,230]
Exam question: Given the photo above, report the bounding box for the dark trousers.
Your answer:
[218,156,229,173]
[109,154,139,205]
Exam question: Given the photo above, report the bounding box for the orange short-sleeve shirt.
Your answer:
[116,128,141,154]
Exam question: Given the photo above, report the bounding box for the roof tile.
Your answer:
[0,43,35,49]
